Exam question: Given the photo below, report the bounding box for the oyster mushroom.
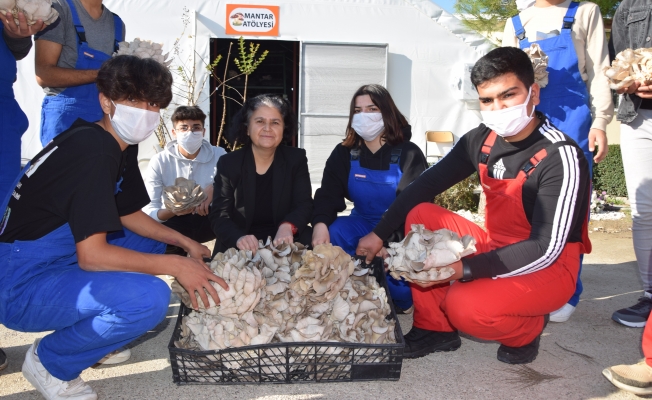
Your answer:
[114,37,172,67]
[162,177,206,213]
[387,224,476,283]
[0,0,59,26]
[523,43,549,88]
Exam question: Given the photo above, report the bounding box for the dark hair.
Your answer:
[342,84,408,148]
[227,94,297,145]
[470,47,535,90]
[96,55,173,108]
[171,106,207,125]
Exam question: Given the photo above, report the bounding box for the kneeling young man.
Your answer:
[357,47,591,364]
[0,55,227,399]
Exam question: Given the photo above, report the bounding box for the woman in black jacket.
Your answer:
[311,84,427,313]
[209,94,312,254]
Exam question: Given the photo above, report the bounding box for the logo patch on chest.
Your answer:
[354,174,366,179]
[493,158,506,180]
[83,52,95,58]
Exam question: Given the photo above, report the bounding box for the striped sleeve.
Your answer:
[498,121,584,277]
[465,121,589,279]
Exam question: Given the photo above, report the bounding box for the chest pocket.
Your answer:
[626,9,652,48]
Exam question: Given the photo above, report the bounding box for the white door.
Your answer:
[299,42,388,188]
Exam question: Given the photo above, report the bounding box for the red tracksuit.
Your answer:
[408,131,591,347]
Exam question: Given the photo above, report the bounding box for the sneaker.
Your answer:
[403,327,461,359]
[612,296,652,327]
[496,314,548,364]
[603,360,652,395]
[550,303,576,323]
[96,348,131,365]
[22,339,97,400]
[0,348,7,371]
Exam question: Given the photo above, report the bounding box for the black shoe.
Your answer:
[403,327,461,359]
[612,296,652,328]
[0,348,7,372]
[394,302,414,315]
[496,315,548,365]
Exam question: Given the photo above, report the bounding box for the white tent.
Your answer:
[14,0,492,187]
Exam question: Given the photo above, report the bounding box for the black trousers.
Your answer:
[163,213,215,255]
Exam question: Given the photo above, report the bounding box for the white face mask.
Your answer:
[177,130,204,154]
[109,101,160,145]
[480,87,535,138]
[351,112,385,142]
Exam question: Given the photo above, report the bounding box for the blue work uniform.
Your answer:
[0,129,170,382]
[39,0,122,145]
[0,25,29,200]
[330,148,413,310]
[511,1,592,307]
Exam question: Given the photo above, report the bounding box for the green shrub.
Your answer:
[593,144,627,198]
[433,173,480,212]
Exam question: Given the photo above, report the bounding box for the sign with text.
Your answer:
[225,4,279,36]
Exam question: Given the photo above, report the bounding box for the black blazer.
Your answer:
[209,144,313,253]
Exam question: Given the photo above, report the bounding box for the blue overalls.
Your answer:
[0,25,29,200]
[512,1,591,307]
[40,0,122,145]
[330,147,413,310]
[0,130,169,382]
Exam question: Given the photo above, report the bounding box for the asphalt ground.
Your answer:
[0,226,648,399]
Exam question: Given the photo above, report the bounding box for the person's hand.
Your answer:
[194,184,213,216]
[636,82,652,99]
[588,128,608,163]
[273,223,294,246]
[1,12,45,39]
[173,256,228,310]
[236,234,259,254]
[617,81,641,95]
[184,240,211,261]
[376,247,389,259]
[311,222,330,247]
[412,260,464,288]
[356,232,384,264]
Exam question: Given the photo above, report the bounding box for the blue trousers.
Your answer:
[330,215,413,310]
[0,226,170,381]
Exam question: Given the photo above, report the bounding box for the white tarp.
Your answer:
[14,0,492,185]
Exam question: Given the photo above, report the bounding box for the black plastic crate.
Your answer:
[168,257,405,384]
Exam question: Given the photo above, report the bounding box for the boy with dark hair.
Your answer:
[357,47,591,364]
[143,106,226,255]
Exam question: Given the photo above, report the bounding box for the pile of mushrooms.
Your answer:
[162,177,206,213]
[173,242,397,379]
[604,48,652,90]
[387,224,476,282]
[114,38,172,67]
[0,0,59,25]
[523,43,549,88]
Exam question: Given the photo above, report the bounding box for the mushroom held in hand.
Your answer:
[0,0,59,25]
[114,37,172,66]
[386,224,477,282]
[523,43,549,88]
[162,177,206,213]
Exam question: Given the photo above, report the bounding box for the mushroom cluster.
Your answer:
[114,38,172,67]
[0,0,59,25]
[173,242,397,378]
[604,48,652,90]
[387,224,477,282]
[523,43,549,88]
[162,177,206,213]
